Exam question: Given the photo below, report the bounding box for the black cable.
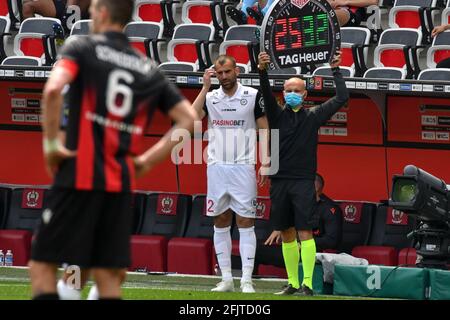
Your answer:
[363,265,400,298]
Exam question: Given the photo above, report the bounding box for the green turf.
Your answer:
[0,267,381,300]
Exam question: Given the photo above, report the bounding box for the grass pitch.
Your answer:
[0,267,374,300]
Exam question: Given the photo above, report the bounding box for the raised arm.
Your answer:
[192,68,215,119]
[257,52,283,122]
[311,52,349,127]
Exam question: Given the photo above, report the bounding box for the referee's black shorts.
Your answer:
[269,179,317,231]
[31,188,132,269]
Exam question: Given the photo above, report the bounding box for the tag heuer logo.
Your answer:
[292,0,310,9]
[27,191,40,207]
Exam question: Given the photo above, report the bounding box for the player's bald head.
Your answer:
[284,77,306,92]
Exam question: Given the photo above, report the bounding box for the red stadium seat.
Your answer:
[134,0,165,23]
[368,28,422,79]
[182,0,218,25]
[388,0,437,43]
[167,237,213,274]
[219,25,260,73]
[0,1,9,16]
[70,19,91,36]
[352,245,398,266]
[0,230,32,266]
[348,204,416,266]
[426,31,450,69]
[167,195,216,275]
[134,0,180,38]
[443,6,450,25]
[165,23,215,71]
[14,18,63,65]
[124,22,163,59]
[257,265,287,278]
[130,235,167,272]
[398,247,417,266]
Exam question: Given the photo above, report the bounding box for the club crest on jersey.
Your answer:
[240,99,248,106]
[291,0,310,9]
[343,205,357,222]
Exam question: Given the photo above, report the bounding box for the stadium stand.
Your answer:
[418,67,450,80]
[14,17,64,66]
[365,28,422,79]
[313,66,355,77]
[5,187,50,232]
[388,0,438,44]
[443,1,450,25]
[364,66,407,79]
[219,25,260,73]
[351,205,416,266]
[1,55,41,66]
[0,187,50,266]
[426,30,450,69]
[163,23,215,71]
[181,0,220,25]
[0,0,450,276]
[124,21,163,59]
[69,19,91,36]
[133,0,181,38]
[0,230,31,266]
[130,192,192,272]
[0,16,10,62]
[312,27,371,77]
[167,195,216,275]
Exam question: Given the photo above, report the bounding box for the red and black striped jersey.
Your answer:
[54,31,184,193]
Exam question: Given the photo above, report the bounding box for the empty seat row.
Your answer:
[0,184,419,275]
[1,15,449,82]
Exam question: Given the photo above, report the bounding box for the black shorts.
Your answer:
[31,188,132,269]
[269,179,317,231]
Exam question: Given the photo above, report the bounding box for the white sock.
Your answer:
[214,226,233,282]
[57,279,81,300]
[239,226,256,283]
[87,285,99,300]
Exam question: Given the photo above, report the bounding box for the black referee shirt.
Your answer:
[259,68,349,180]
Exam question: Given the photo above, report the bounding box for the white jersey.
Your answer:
[204,83,265,165]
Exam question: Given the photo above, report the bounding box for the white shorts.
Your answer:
[206,164,257,218]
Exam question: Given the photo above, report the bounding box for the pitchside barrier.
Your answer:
[333,264,434,300]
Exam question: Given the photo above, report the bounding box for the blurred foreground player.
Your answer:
[29,0,197,300]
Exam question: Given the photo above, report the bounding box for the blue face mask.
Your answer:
[284,92,303,108]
